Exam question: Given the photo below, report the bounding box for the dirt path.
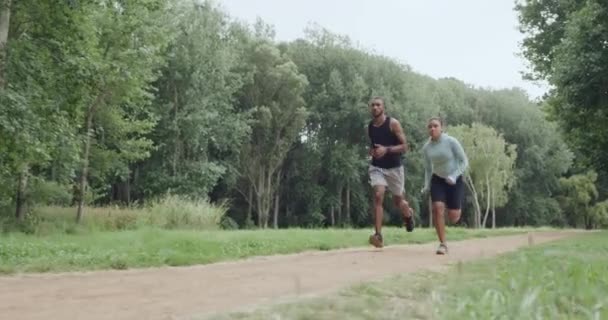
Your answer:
[0,231,584,320]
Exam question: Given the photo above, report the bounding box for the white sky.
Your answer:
[216,0,549,99]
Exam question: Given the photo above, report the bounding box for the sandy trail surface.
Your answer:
[0,230,583,320]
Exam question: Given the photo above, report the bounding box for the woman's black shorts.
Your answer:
[430,174,465,210]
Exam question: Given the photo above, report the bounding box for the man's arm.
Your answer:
[366,125,373,157]
[387,118,408,154]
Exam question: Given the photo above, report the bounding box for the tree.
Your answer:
[0,0,88,220]
[69,0,172,222]
[516,0,608,189]
[449,123,517,228]
[0,0,10,87]
[136,0,250,202]
[590,200,608,229]
[236,40,308,228]
[472,88,572,227]
[557,171,601,229]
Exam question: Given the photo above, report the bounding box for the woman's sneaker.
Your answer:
[436,243,448,255]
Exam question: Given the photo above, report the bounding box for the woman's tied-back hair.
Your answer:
[428,116,444,126]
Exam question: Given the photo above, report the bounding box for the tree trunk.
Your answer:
[345,183,351,226]
[15,167,28,221]
[126,174,131,205]
[272,168,281,229]
[482,174,491,228]
[172,81,179,177]
[330,205,335,227]
[256,169,264,228]
[254,166,274,229]
[337,185,343,226]
[132,165,140,202]
[0,0,10,88]
[491,186,496,229]
[247,185,253,227]
[76,112,94,223]
[256,192,263,228]
[273,191,279,229]
[491,205,496,229]
[264,167,273,228]
[76,93,105,223]
[465,175,482,228]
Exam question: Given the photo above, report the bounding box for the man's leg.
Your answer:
[387,167,414,232]
[368,166,387,248]
[373,185,386,235]
[392,195,414,232]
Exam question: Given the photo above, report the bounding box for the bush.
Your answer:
[220,216,239,230]
[142,195,227,230]
[1,195,228,235]
[29,180,72,206]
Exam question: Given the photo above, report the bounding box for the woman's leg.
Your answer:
[433,200,446,244]
[430,175,448,245]
[446,176,465,224]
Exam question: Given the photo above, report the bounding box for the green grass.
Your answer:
[0,227,532,275]
[0,195,229,235]
[209,231,608,320]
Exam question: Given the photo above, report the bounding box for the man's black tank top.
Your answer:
[368,116,402,169]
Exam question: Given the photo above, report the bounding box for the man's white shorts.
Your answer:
[368,165,404,195]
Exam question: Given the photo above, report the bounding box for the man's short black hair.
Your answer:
[369,96,387,107]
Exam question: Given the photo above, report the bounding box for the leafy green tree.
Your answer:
[516,0,608,189]
[236,40,308,228]
[136,1,250,201]
[557,171,601,229]
[449,123,517,228]
[69,0,172,222]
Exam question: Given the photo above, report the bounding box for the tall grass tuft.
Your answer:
[141,194,228,230]
[1,195,228,235]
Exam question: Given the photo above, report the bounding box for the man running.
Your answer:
[421,117,469,255]
[367,97,414,248]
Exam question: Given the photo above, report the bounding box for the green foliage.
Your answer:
[138,0,250,199]
[557,171,607,229]
[237,36,309,228]
[449,123,518,227]
[211,231,603,320]
[516,0,608,190]
[1,194,227,235]
[143,194,227,230]
[0,227,529,274]
[28,179,72,206]
[0,0,590,229]
[432,232,608,319]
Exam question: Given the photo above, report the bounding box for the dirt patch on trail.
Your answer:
[0,231,585,320]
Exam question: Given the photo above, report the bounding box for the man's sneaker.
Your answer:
[404,209,414,232]
[436,243,448,255]
[369,233,384,248]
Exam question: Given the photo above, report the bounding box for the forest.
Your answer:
[1,0,607,231]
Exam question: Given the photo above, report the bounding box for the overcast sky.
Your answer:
[216,0,549,99]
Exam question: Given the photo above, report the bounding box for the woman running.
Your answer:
[421,117,469,255]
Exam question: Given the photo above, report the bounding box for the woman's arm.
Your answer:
[448,137,469,181]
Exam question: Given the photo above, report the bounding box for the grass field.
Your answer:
[0,227,534,275]
[211,231,608,320]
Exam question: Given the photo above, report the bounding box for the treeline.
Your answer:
[0,0,605,229]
